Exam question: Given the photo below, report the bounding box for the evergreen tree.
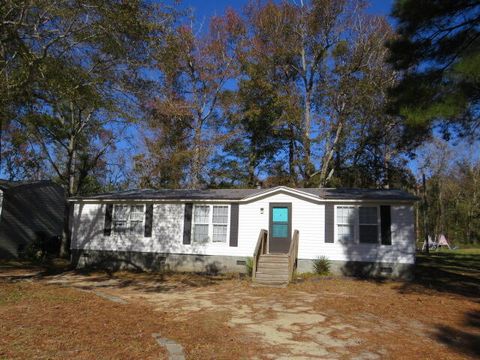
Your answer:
[387,0,480,140]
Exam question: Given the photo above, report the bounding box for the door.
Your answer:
[269,203,292,253]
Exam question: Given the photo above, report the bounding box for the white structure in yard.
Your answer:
[70,186,417,279]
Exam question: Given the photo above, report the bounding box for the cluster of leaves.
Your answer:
[0,0,175,196]
[138,0,415,190]
[313,256,331,275]
[387,0,480,141]
[417,139,480,244]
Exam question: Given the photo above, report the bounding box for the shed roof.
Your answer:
[70,186,418,202]
[0,179,59,191]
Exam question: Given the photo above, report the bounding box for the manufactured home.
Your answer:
[70,186,417,284]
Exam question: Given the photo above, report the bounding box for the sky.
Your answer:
[181,0,395,20]
[177,0,480,180]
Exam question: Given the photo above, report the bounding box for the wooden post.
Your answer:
[423,173,429,254]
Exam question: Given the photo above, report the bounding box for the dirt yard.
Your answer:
[1,255,479,359]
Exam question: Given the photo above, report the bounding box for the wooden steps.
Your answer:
[252,254,290,287]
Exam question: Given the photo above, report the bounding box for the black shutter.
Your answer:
[183,203,193,244]
[229,203,239,247]
[104,204,113,236]
[380,205,392,245]
[144,204,153,237]
[325,203,334,243]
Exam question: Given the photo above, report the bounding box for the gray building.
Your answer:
[0,180,65,258]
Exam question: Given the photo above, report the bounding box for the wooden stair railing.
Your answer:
[288,230,299,283]
[252,229,268,281]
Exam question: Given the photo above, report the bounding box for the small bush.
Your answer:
[313,256,330,275]
[245,257,253,277]
[20,232,61,263]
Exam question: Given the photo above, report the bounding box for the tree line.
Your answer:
[1,1,479,244]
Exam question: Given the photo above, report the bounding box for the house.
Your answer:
[0,180,66,258]
[69,186,417,283]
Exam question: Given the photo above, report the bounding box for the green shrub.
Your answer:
[245,257,254,277]
[313,256,330,275]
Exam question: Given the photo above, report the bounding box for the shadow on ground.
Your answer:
[396,252,480,299]
[434,310,480,358]
[0,258,241,294]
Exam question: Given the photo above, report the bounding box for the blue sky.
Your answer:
[181,0,395,19]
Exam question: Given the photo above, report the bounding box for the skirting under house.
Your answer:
[69,186,417,281]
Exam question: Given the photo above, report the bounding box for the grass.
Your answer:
[400,247,480,299]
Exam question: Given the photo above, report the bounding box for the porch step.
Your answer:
[255,273,289,281]
[258,255,289,263]
[253,254,290,287]
[257,265,288,274]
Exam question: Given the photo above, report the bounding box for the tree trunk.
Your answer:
[60,129,76,258]
[247,149,257,188]
[190,121,203,189]
[288,126,297,186]
[302,92,312,183]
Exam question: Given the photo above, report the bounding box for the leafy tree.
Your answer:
[134,102,192,188]
[211,54,299,188]
[243,0,361,184]
[1,1,175,255]
[322,16,415,189]
[417,139,480,244]
[1,1,174,196]
[144,10,245,189]
[387,0,480,140]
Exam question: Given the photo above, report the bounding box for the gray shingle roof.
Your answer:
[0,179,58,191]
[70,186,418,201]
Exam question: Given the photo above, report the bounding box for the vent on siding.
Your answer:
[236,260,246,265]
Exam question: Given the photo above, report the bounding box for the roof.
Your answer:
[0,179,60,191]
[70,186,418,202]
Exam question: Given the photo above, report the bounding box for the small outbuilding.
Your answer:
[0,180,65,258]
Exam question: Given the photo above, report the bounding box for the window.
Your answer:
[335,205,380,244]
[337,206,355,243]
[212,205,228,242]
[359,207,379,243]
[193,205,210,242]
[192,204,229,243]
[113,205,129,234]
[130,205,145,235]
[113,204,145,235]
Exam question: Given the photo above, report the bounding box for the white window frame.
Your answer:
[112,204,146,237]
[335,205,356,244]
[334,205,381,244]
[191,204,230,244]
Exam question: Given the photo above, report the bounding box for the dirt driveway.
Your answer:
[27,269,477,360]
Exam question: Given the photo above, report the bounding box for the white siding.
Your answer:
[71,203,185,253]
[71,196,415,265]
[237,193,325,258]
[319,204,415,264]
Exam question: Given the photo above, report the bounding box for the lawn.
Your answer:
[0,251,479,359]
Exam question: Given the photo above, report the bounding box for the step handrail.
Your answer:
[252,229,268,281]
[288,230,299,282]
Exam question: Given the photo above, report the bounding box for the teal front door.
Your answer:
[269,203,292,253]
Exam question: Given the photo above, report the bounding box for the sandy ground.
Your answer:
[29,270,478,360]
